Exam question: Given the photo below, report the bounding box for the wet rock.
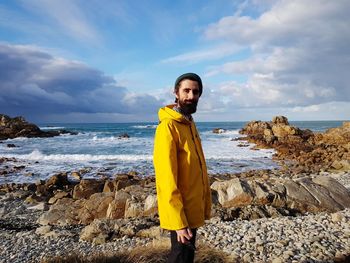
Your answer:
[118,133,130,139]
[213,128,226,134]
[71,171,81,181]
[45,173,69,189]
[7,144,16,148]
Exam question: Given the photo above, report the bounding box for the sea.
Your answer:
[0,121,345,184]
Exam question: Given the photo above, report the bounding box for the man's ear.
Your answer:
[174,90,179,100]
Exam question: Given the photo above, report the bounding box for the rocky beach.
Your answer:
[1,115,350,263]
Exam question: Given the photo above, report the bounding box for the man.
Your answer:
[153,73,212,263]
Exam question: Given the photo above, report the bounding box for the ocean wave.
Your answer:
[132,125,157,129]
[91,135,139,142]
[202,129,241,136]
[206,151,274,160]
[39,126,65,130]
[1,149,153,162]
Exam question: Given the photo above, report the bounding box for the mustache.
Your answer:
[184,100,198,104]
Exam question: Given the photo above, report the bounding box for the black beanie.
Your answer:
[174,73,203,96]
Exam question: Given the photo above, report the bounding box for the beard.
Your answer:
[178,99,198,114]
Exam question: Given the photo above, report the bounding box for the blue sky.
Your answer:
[0,0,349,122]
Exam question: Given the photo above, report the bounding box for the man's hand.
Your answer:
[176,227,193,244]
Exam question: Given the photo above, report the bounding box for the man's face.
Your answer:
[175,79,200,114]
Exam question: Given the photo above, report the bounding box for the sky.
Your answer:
[0,0,349,123]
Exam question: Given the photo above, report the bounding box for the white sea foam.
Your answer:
[1,149,153,162]
[132,125,157,129]
[202,129,241,136]
[39,126,65,130]
[92,135,121,141]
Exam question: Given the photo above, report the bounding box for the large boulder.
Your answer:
[106,191,131,219]
[211,178,254,207]
[37,198,84,225]
[311,176,350,208]
[78,192,115,224]
[73,179,104,199]
[210,176,350,215]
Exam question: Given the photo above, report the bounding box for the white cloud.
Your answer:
[161,45,239,64]
[19,0,100,44]
[199,0,350,119]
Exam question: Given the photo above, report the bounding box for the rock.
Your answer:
[331,160,350,171]
[331,212,344,223]
[79,218,114,243]
[283,179,319,213]
[240,120,271,136]
[125,198,143,218]
[137,226,161,239]
[73,179,104,199]
[25,194,45,204]
[211,178,254,208]
[271,124,300,138]
[312,176,350,208]
[35,225,52,235]
[0,114,77,140]
[6,144,16,148]
[45,173,69,189]
[27,202,49,211]
[213,128,226,134]
[37,198,84,225]
[272,116,289,125]
[80,217,159,243]
[71,171,81,180]
[78,192,114,224]
[118,133,130,139]
[298,177,343,212]
[106,191,131,219]
[237,142,250,147]
[103,179,117,192]
[241,118,350,175]
[143,194,158,216]
[48,191,70,204]
[249,181,274,205]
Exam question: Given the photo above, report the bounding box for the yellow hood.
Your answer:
[158,104,191,125]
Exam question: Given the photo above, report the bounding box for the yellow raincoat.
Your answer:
[153,104,212,230]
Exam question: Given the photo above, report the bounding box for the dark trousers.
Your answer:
[167,229,197,263]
